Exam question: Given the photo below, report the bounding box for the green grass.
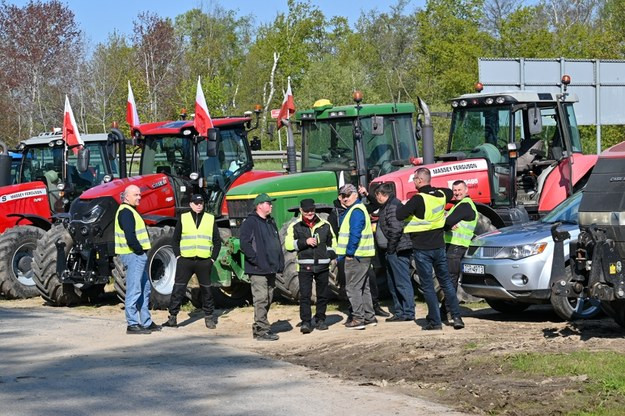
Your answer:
[464,341,479,350]
[506,350,625,415]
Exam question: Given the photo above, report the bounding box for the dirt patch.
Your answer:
[3,295,625,415]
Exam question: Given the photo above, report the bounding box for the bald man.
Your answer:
[115,184,161,334]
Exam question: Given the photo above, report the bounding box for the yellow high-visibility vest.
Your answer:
[115,204,151,254]
[403,191,446,233]
[444,198,478,247]
[179,211,215,258]
[336,204,375,257]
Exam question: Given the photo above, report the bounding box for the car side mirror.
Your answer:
[77,147,90,173]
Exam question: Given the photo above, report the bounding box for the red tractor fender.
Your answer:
[538,153,598,213]
[0,182,50,233]
[220,170,282,216]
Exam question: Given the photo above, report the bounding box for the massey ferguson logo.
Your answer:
[408,159,489,183]
[0,188,47,203]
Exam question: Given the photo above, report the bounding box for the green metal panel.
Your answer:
[226,171,339,228]
[295,102,416,120]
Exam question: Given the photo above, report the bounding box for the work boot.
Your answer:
[373,302,390,317]
[205,316,216,329]
[453,317,465,330]
[162,315,178,328]
[300,321,313,334]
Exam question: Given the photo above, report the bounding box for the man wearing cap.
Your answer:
[115,184,160,334]
[336,184,376,330]
[239,193,284,341]
[285,198,336,334]
[163,194,221,329]
[396,167,465,330]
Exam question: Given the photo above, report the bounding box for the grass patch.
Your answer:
[506,350,625,415]
[463,341,479,350]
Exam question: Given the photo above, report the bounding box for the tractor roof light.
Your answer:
[459,100,467,107]
[254,104,262,114]
[352,90,363,104]
[475,82,484,93]
[561,74,571,85]
[111,121,119,129]
[189,172,199,180]
[179,108,188,120]
[451,101,459,108]
[485,97,494,105]
[495,96,506,104]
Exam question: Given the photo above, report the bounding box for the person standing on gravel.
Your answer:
[395,167,464,331]
[336,184,376,330]
[285,198,336,334]
[115,184,161,335]
[239,193,284,341]
[163,194,221,330]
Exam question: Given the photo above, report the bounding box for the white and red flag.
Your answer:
[194,76,214,136]
[126,81,140,128]
[277,76,295,130]
[63,95,84,154]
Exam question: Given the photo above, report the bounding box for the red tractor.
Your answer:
[32,113,280,308]
[372,76,597,230]
[0,132,119,299]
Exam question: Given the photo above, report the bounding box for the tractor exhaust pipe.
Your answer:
[283,119,298,174]
[417,97,434,165]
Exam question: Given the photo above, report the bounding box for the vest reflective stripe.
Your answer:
[179,212,215,258]
[444,198,478,247]
[403,192,447,233]
[114,205,151,254]
[336,204,375,257]
[298,258,331,265]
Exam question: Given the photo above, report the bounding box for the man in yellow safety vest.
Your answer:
[163,194,221,329]
[115,184,160,334]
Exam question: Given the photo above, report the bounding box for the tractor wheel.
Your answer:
[603,300,625,328]
[0,226,45,299]
[475,213,498,236]
[485,298,530,314]
[32,224,83,306]
[113,226,176,310]
[549,266,602,320]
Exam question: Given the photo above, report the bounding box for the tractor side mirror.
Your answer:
[77,147,90,173]
[266,123,275,140]
[527,107,542,136]
[371,116,384,136]
[415,118,423,141]
[250,136,261,151]
[206,128,220,157]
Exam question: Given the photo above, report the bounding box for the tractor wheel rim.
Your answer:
[12,241,36,286]
[149,245,176,295]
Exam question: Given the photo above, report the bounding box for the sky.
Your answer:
[9,0,427,48]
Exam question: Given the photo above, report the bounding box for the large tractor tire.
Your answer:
[601,300,625,328]
[549,266,602,320]
[32,224,103,306]
[113,226,176,310]
[0,226,45,299]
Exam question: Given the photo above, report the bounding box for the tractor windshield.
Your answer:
[199,126,251,191]
[67,142,119,194]
[301,119,354,171]
[362,114,416,176]
[141,136,195,177]
[19,145,64,184]
[449,107,511,156]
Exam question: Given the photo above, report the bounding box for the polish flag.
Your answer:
[277,77,295,130]
[194,76,213,136]
[63,95,84,154]
[126,81,140,127]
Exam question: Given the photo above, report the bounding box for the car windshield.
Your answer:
[541,192,583,224]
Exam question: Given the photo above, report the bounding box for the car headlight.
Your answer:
[80,205,104,224]
[494,242,547,260]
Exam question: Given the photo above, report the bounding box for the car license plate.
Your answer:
[463,264,484,275]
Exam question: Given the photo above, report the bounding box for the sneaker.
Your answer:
[162,315,178,328]
[452,317,465,330]
[144,322,162,332]
[205,317,216,329]
[364,318,378,327]
[343,315,353,326]
[300,321,313,334]
[127,324,151,334]
[386,315,405,322]
[345,320,365,330]
[254,332,279,341]
[314,319,329,331]
[373,304,391,317]
[423,322,443,331]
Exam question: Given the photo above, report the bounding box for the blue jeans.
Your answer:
[413,248,461,325]
[385,252,415,319]
[121,253,152,327]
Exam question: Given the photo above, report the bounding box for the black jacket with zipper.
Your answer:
[285,215,336,273]
[239,212,285,275]
[377,195,413,254]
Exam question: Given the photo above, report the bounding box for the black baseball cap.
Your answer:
[191,194,204,204]
[300,198,315,211]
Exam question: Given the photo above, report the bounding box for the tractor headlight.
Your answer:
[81,205,104,224]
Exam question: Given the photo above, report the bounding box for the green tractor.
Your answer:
[213,94,419,304]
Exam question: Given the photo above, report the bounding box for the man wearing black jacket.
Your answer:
[239,193,284,341]
[396,167,464,330]
[374,183,415,322]
[162,194,221,330]
[285,198,336,334]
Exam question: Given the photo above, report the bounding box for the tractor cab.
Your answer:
[296,96,418,188]
[443,79,593,218]
[16,132,117,213]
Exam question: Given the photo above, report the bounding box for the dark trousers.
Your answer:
[385,251,415,319]
[338,258,380,303]
[298,269,330,323]
[169,257,215,317]
[441,244,467,317]
[250,274,276,336]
